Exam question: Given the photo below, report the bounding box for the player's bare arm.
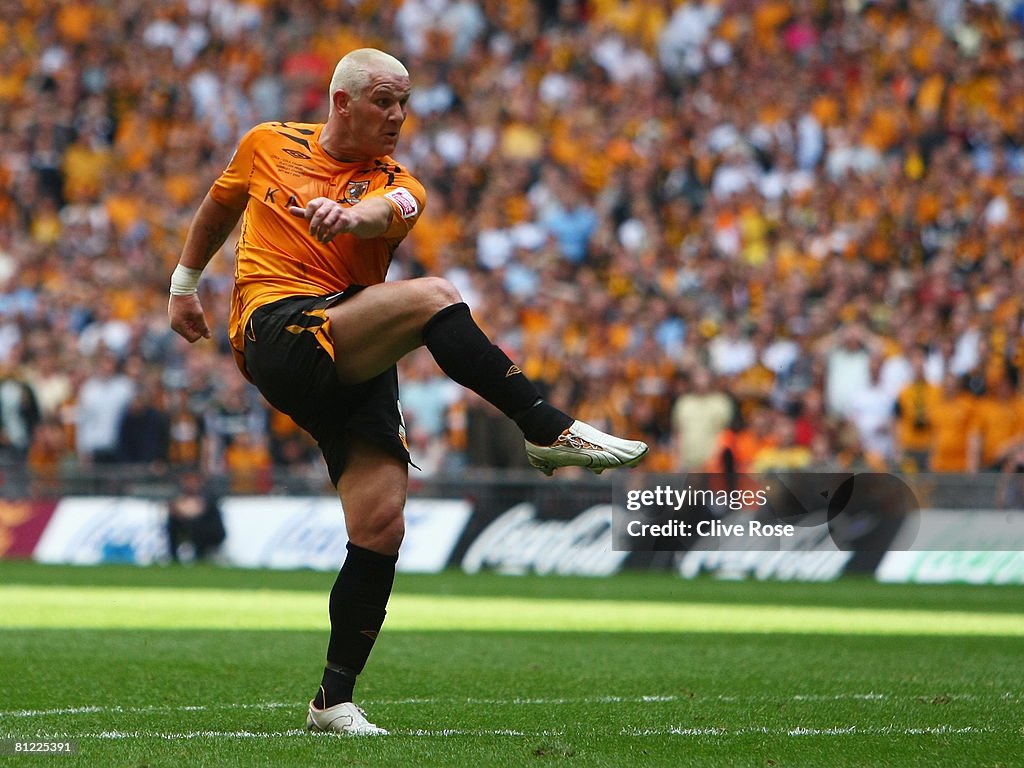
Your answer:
[169,193,246,342]
[288,196,394,243]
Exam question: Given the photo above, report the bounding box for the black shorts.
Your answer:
[243,291,411,486]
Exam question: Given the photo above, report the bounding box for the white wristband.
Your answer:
[169,264,203,295]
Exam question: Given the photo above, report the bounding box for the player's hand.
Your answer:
[168,292,212,342]
[289,197,353,244]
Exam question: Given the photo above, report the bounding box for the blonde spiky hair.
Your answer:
[328,48,408,116]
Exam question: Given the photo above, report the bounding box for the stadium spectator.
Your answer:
[463,389,532,470]
[878,330,918,401]
[706,407,776,475]
[23,349,72,420]
[265,405,322,481]
[893,348,942,473]
[398,348,460,445]
[768,332,819,417]
[540,181,599,265]
[819,324,881,420]
[201,377,267,474]
[26,415,72,492]
[847,354,898,468]
[729,332,777,413]
[72,351,134,465]
[708,317,756,378]
[165,388,204,468]
[791,387,830,449]
[116,378,170,466]
[670,367,733,471]
[165,469,226,564]
[223,430,272,493]
[400,348,461,475]
[0,359,40,462]
[750,413,812,472]
[929,374,977,473]
[969,376,1024,472]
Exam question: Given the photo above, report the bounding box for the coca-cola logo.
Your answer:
[462,503,629,577]
[36,499,168,565]
[258,512,346,569]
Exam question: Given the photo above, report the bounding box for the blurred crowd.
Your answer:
[3,0,1024,490]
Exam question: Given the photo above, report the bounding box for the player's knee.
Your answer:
[417,276,462,309]
[361,516,405,555]
[347,502,405,554]
[378,514,406,553]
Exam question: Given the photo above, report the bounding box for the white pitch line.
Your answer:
[3,705,106,718]
[2,692,1017,720]
[24,728,556,740]
[1,696,710,718]
[622,725,991,737]
[9,725,991,741]
[2,701,297,718]
[791,693,888,701]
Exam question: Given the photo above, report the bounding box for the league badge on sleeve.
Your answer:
[385,188,420,219]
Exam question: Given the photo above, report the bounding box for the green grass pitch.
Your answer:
[0,562,1021,767]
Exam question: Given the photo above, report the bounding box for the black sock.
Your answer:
[319,542,398,707]
[423,303,572,444]
[314,665,357,709]
[516,400,574,446]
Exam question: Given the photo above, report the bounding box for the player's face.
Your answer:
[346,72,411,158]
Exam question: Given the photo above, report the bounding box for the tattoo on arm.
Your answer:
[200,217,237,261]
[183,196,244,269]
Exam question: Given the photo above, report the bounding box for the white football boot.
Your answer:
[526,420,648,476]
[306,701,388,736]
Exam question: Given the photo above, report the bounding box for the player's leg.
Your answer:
[327,277,570,441]
[325,277,458,384]
[326,277,648,473]
[242,301,401,734]
[307,440,405,736]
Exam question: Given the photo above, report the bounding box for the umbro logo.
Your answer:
[506,365,522,377]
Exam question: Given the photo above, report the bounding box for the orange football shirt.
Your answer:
[208,121,426,375]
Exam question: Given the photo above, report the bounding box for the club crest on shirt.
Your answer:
[342,180,370,204]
